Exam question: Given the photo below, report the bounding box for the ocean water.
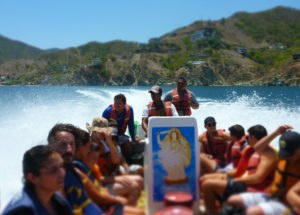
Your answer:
[0,86,300,209]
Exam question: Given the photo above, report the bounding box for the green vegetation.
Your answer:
[234,7,300,46]
[1,6,300,86]
[0,35,44,64]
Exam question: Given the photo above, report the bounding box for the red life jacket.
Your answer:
[201,129,227,167]
[246,151,275,193]
[171,89,191,116]
[109,104,130,134]
[148,101,173,117]
[226,134,248,168]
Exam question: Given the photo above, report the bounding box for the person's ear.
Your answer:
[27,172,38,185]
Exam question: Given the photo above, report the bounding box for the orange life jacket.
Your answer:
[226,135,248,168]
[93,164,102,180]
[201,129,227,167]
[171,89,191,116]
[97,141,120,177]
[109,104,131,134]
[148,101,173,117]
[246,151,275,192]
[269,159,300,203]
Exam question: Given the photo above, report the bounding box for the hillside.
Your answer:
[0,35,45,65]
[1,6,300,86]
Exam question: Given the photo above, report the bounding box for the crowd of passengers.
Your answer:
[3,78,300,215]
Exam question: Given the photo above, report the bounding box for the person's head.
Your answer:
[278,131,300,162]
[229,124,245,141]
[204,116,217,132]
[76,128,92,160]
[148,85,162,103]
[247,125,267,147]
[47,123,78,165]
[169,128,180,141]
[86,117,113,141]
[177,77,187,92]
[84,142,101,169]
[114,94,126,113]
[23,145,65,192]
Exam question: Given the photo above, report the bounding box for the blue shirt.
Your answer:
[102,105,135,141]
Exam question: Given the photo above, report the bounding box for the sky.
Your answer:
[1,0,300,50]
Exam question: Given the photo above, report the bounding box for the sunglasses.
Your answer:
[207,122,216,127]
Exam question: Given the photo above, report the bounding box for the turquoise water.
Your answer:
[0,86,300,209]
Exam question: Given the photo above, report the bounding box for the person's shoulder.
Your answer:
[165,89,174,95]
[128,104,134,110]
[103,105,113,113]
[199,133,205,141]
[260,146,278,160]
[52,192,73,214]
[222,131,231,139]
[2,190,34,215]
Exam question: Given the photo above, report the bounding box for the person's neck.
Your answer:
[154,100,163,106]
[35,188,55,214]
[207,130,217,138]
[177,88,185,93]
[116,108,124,114]
[75,153,84,161]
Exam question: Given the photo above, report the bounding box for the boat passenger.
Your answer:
[201,124,277,214]
[285,180,300,214]
[227,125,300,215]
[163,77,199,116]
[102,93,137,161]
[142,85,178,134]
[201,124,247,175]
[47,123,104,215]
[2,145,73,215]
[199,116,231,174]
[86,118,143,203]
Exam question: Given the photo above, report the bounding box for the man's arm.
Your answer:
[141,105,149,134]
[91,129,121,164]
[190,92,199,109]
[171,104,178,116]
[102,105,112,119]
[287,181,300,214]
[199,134,206,154]
[253,125,293,153]
[128,106,136,142]
[105,132,122,164]
[222,131,232,148]
[75,168,128,206]
[142,117,148,134]
[163,90,173,102]
[233,148,277,185]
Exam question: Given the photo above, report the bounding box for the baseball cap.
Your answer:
[148,85,162,94]
[278,131,300,158]
[204,116,216,125]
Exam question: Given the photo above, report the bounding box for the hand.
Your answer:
[132,139,139,144]
[204,154,213,159]
[115,196,128,205]
[113,176,132,188]
[275,125,293,135]
[293,206,300,215]
[135,138,141,142]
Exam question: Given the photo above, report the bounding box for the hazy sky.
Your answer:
[1,0,299,49]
